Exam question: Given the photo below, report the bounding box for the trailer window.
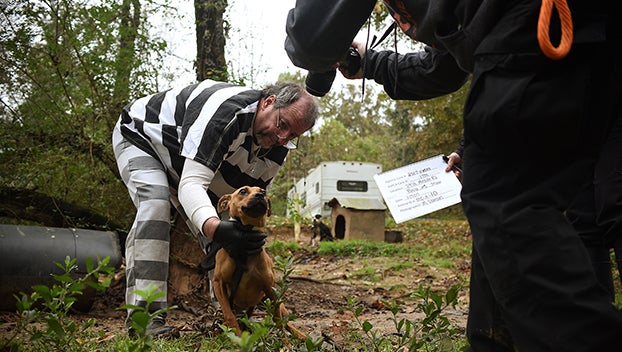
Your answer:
[315,182,319,194]
[337,180,368,192]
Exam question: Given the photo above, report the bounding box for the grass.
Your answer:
[317,239,413,257]
[265,239,301,258]
[307,217,471,273]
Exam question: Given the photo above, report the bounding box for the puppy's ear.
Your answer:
[266,196,272,217]
[217,194,232,214]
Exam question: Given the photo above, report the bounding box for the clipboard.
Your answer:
[373,155,462,223]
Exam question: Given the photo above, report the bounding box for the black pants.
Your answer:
[461,45,622,351]
[567,113,622,300]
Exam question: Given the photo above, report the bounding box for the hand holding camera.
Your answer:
[305,46,362,97]
[339,43,365,79]
[339,46,362,76]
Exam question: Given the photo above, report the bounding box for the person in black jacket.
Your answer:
[447,128,622,304]
[284,1,622,350]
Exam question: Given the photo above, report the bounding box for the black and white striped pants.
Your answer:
[112,124,206,320]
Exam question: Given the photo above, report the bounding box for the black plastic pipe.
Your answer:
[0,224,122,312]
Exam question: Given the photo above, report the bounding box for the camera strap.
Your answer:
[370,21,397,50]
[361,21,398,100]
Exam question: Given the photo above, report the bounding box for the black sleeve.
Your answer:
[364,46,469,100]
[284,0,377,72]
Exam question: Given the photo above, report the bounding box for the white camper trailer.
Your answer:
[287,161,385,219]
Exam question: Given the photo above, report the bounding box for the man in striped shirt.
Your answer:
[112,79,318,337]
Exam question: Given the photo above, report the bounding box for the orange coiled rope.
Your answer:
[537,0,573,60]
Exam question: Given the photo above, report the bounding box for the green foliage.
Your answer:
[119,285,178,352]
[0,0,174,230]
[343,284,467,351]
[2,256,115,352]
[2,0,468,239]
[286,196,305,224]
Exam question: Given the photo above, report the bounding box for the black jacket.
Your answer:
[363,46,468,100]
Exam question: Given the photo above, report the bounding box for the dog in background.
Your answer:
[310,214,333,246]
[212,186,306,340]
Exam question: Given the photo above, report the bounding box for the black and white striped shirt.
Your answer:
[118,79,288,228]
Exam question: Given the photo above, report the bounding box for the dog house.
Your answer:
[327,197,386,241]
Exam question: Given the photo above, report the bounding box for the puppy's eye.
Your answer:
[239,189,247,195]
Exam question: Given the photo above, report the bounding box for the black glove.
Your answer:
[212,220,267,257]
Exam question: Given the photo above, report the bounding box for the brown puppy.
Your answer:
[213,186,306,340]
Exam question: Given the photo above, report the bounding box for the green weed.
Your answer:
[343,284,468,352]
[118,285,178,352]
[2,256,115,352]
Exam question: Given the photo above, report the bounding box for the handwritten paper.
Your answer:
[373,155,462,223]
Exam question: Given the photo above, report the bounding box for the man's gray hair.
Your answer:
[261,82,318,129]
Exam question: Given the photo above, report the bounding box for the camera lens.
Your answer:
[305,69,336,97]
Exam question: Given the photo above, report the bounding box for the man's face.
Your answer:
[254,95,311,149]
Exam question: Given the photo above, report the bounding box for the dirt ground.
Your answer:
[0,226,470,346]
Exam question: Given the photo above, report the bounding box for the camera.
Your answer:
[305,47,361,97]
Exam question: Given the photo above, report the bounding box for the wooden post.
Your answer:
[293,192,301,242]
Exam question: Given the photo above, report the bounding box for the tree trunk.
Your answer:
[112,0,141,120]
[194,0,228,82]
[167,0,229,305]
[168,215,211,306]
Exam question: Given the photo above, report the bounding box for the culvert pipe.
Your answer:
[0,224,122,312]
